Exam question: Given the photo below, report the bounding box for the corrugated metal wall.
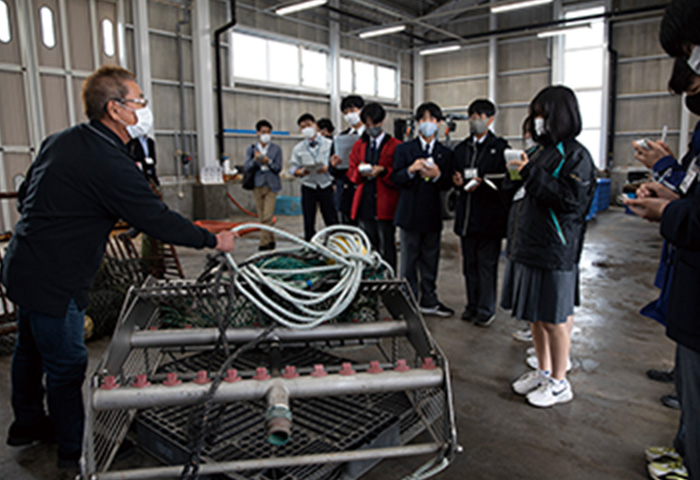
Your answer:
[1,0,689,233]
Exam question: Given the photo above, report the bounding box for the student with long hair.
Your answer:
[501,86,596,408]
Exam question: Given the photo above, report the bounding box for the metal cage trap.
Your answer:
[81,248,459,480]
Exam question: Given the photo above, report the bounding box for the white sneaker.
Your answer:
[512,370,549,395]
[526,354,573,372]
[512,328,532,343]
[526,346,536,356]
[527,378,574,408]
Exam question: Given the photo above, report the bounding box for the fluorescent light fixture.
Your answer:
[537,23,591,38]
[359,25,406,39]
[275,0,328,16]
[419,45,461,56]
[491,0,553,14]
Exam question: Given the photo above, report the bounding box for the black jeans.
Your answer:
[399,229,441,307]
[358,218,397,272]
[301,185,337,240]
[460,236,502,317]
[12,300,87,455]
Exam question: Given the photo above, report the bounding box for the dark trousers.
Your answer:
[301,185,337,241]
[400,229,441,307]
[358,218,397,272]
[675,343,700,478]
[11,300,87,455]
[460,236,502,317]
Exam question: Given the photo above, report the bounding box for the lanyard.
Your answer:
[304,142,321,163]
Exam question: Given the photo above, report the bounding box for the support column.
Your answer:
[132,0,153,109]
[192,0,217,168]
[550,0,564,85]
[329,0,341,129]
[488,1,497,128]
[412,51,424,111]
[116,0,128,69]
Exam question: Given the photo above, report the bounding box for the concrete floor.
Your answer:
[0,207,679,479]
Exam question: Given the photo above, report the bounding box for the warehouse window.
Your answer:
[102,18,115,57]
[340,56,398,101]
[0,1,10,44]
[232,31,328,91]
[562,5,605,169]
[39,6,56,49]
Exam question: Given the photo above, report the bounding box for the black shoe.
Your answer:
[474,313,496,328]
[57,450,81,469]
[661,393,681,410]
[258,243,275,251]
[461,308,477,322]
[7,417,55,446]
[646,368,675,383]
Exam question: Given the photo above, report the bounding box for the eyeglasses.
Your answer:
[112,97,149,108]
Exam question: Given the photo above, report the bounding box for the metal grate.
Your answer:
[136,348,413,480]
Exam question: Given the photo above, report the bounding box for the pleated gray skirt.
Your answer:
[500,259,577,325]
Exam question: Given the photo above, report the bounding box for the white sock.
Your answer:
[538,369,551,378]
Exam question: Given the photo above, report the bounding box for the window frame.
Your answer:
[101,17,115,57]
[555,1,609,171]
[338,50,401,104]
[228,27,401,104]
[39,5,56,49]
[229,27,331,95]
[0,0,11,44]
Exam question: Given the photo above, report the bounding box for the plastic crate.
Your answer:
[274,195,302,216]
[596,178,611,212]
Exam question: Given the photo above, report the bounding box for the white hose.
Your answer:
[224,224,393,330]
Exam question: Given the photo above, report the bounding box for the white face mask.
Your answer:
[344,112,361,126]
[534,117,546,137]
[123,106,153,139]
[688,45,700,76]
[302,127,317,140]
[259,133,271,145]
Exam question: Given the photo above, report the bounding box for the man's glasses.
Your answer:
[112,97,149,108]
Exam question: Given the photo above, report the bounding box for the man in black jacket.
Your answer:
[392,102,454,317]
[452,99,510,327]
[1,65,235,468]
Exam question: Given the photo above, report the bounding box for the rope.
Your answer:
[224,224,393,330]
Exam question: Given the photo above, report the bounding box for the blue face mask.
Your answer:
[418,121,438,138]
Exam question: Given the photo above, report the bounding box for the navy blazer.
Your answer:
[391,137,454,232]
[244,143,283,193]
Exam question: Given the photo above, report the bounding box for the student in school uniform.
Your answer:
[347,102,401,270]
[391,102,455,317]
[289,113,337,240]
[330,95,365,224]
[452,99,510,327]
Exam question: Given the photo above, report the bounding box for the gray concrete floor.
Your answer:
[0,207,679,479]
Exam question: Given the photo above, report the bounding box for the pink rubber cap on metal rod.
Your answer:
[367,361,384,374]
[163,372,182,386]
[101,376,119,390]
[193,370,211,384]
[311,364,328,377]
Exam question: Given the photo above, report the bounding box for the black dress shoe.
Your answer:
[461,308,477,322]
[7,417,55,446]
[661,393,681,410]
[646,368,675,383]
